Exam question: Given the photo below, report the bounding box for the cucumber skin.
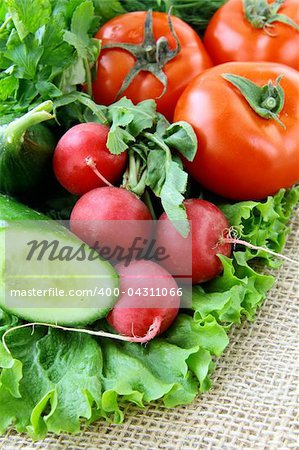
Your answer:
[0,106,56,196]
[0,195,48,221]
[0,195,119,326]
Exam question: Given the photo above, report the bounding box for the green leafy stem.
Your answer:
[82,97,198,237]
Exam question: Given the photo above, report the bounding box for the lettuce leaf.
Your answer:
[0,308,19,337]
[0,328,103,439]
[220,186,299,268]
[0,187,297,439]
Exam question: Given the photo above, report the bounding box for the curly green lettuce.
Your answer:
[0,187,298,439]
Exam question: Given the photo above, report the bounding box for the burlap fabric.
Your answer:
[0,212,298,450]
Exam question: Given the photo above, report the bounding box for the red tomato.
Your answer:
[93,11,212,121]
[174,62,299,201]
[204,0,299,70]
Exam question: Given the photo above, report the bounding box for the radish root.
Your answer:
[85,156,113,187]
[218,226,299,265]
[1,317,163,355]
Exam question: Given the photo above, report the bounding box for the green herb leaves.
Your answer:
[5,0,51,40]
[63,0,101,96]
[99,0,226,35]
[0,0,100,120]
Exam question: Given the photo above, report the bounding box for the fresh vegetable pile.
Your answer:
[0,0,298,440]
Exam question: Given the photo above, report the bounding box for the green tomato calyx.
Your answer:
[243,0,299,35]
[222,73,286,128]
[102,9,181,100]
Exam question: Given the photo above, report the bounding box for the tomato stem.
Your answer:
[261,96,277,110]
[243,0,299,33]
[222,73,286,128]
[102,9,181,101]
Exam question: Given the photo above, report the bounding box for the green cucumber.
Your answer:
[0,195,119,326]
[0,101,56,196]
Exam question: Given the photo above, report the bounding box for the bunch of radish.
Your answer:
[53,123,232,342]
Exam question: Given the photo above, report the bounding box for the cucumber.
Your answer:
[0,101,56,196]
[0,195,119,326]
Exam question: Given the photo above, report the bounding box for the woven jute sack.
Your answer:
[0,212,298,450]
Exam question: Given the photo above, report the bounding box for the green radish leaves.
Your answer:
[106,98,156,154]
[84,97,198,236]
[163,121,197,162]
[160,160,190,237]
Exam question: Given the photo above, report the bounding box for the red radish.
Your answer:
[107,260,180,340]
[53,123,127,195]
[70,186,152,253]
[155,199,231,284]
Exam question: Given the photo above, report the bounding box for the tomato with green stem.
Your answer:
[204,0,299,70]
[174,62,299,200]
[93,10,212,121]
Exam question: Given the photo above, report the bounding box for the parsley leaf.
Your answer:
[0,0,100,119]
[0,74,18,100]
[5,0,51,40]
[5,32,44,80]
